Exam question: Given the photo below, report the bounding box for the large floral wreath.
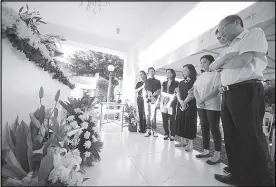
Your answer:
[59,97,103,166]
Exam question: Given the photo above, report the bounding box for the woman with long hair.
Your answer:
[175,64,197,151]
[160,69,179,141]
[194,55,222,165]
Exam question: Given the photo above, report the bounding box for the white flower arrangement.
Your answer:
[92,135,98,142]
[84,140,92,149]
[84,131,91,139]
[81,121,89,129]
[70,121,78,129]
[79,113,90,121]
[2,6,52,61]
[48,150,85,186]
[74,108,82,114]
[60,97,103,167]
[67,115,75,122]
[84,151,91,158]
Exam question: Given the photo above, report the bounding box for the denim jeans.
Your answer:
[144,101,157,130]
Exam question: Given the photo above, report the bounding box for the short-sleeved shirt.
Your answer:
[144,78,161,93]
[220,28,268,86]
[194,72,221,111]
[135,81,144,96]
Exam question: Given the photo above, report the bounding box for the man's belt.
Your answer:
[221,79,263,92]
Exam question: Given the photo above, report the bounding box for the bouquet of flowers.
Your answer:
[124,100,138,132]
[59,96,103,166]
[2,86,88,186]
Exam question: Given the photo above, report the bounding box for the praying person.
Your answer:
[175,64,197,152]
[210,14,274,186]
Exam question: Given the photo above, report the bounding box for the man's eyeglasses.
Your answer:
[218,20,236,37]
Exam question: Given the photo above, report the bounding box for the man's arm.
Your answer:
[209,52,239,71]
[220,51,263,69]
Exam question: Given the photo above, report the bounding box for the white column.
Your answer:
[122,47,139,103]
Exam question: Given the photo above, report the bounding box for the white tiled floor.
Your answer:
[83,122,231,186]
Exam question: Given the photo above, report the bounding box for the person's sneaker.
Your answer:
[223,166,231,175]
[144,130,151,137]
[153,131,158,137]
[164,135,169,140]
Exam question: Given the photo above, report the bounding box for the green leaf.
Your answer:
[38,20,47,24]
[2,164,25,180]
[11,115,19,137]
[26,4,29,10]
[42,141,52,155]
[26,131,33,171]
[53,108,58,118]
[51,117,59,133]
[3,178,22,186]
[59,100,75,115]
[38,154,54,181]
[5,123,15,154]
[39,86,44,99]
[34,108,40,119]
[83,177,90,182]
[39,105,45,124]
[19,7,24,13]
[30,113,41,129]
[15,121,30,173]
[3,148,27,179]
[45,108,52,118]
[55,90,60,101]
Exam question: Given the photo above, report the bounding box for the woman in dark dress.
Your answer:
[175,64,197,152]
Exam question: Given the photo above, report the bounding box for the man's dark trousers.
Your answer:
[221,82,274,186]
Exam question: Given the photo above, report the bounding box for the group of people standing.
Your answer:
[135,14,274,186]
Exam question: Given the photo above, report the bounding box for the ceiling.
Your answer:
[159,17,275,80]
[4,2,198,45]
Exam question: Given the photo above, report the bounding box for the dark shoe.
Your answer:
[206,159,221,165]
[164,135,169,140]
[214,174,235,185]
[223,166,231,175]
[139,130,146,133]
[196,153,211,158]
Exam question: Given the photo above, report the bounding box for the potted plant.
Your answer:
[264,79,275,114]
[124,101,138,132]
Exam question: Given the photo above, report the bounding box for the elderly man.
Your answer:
[209,15,273,186]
